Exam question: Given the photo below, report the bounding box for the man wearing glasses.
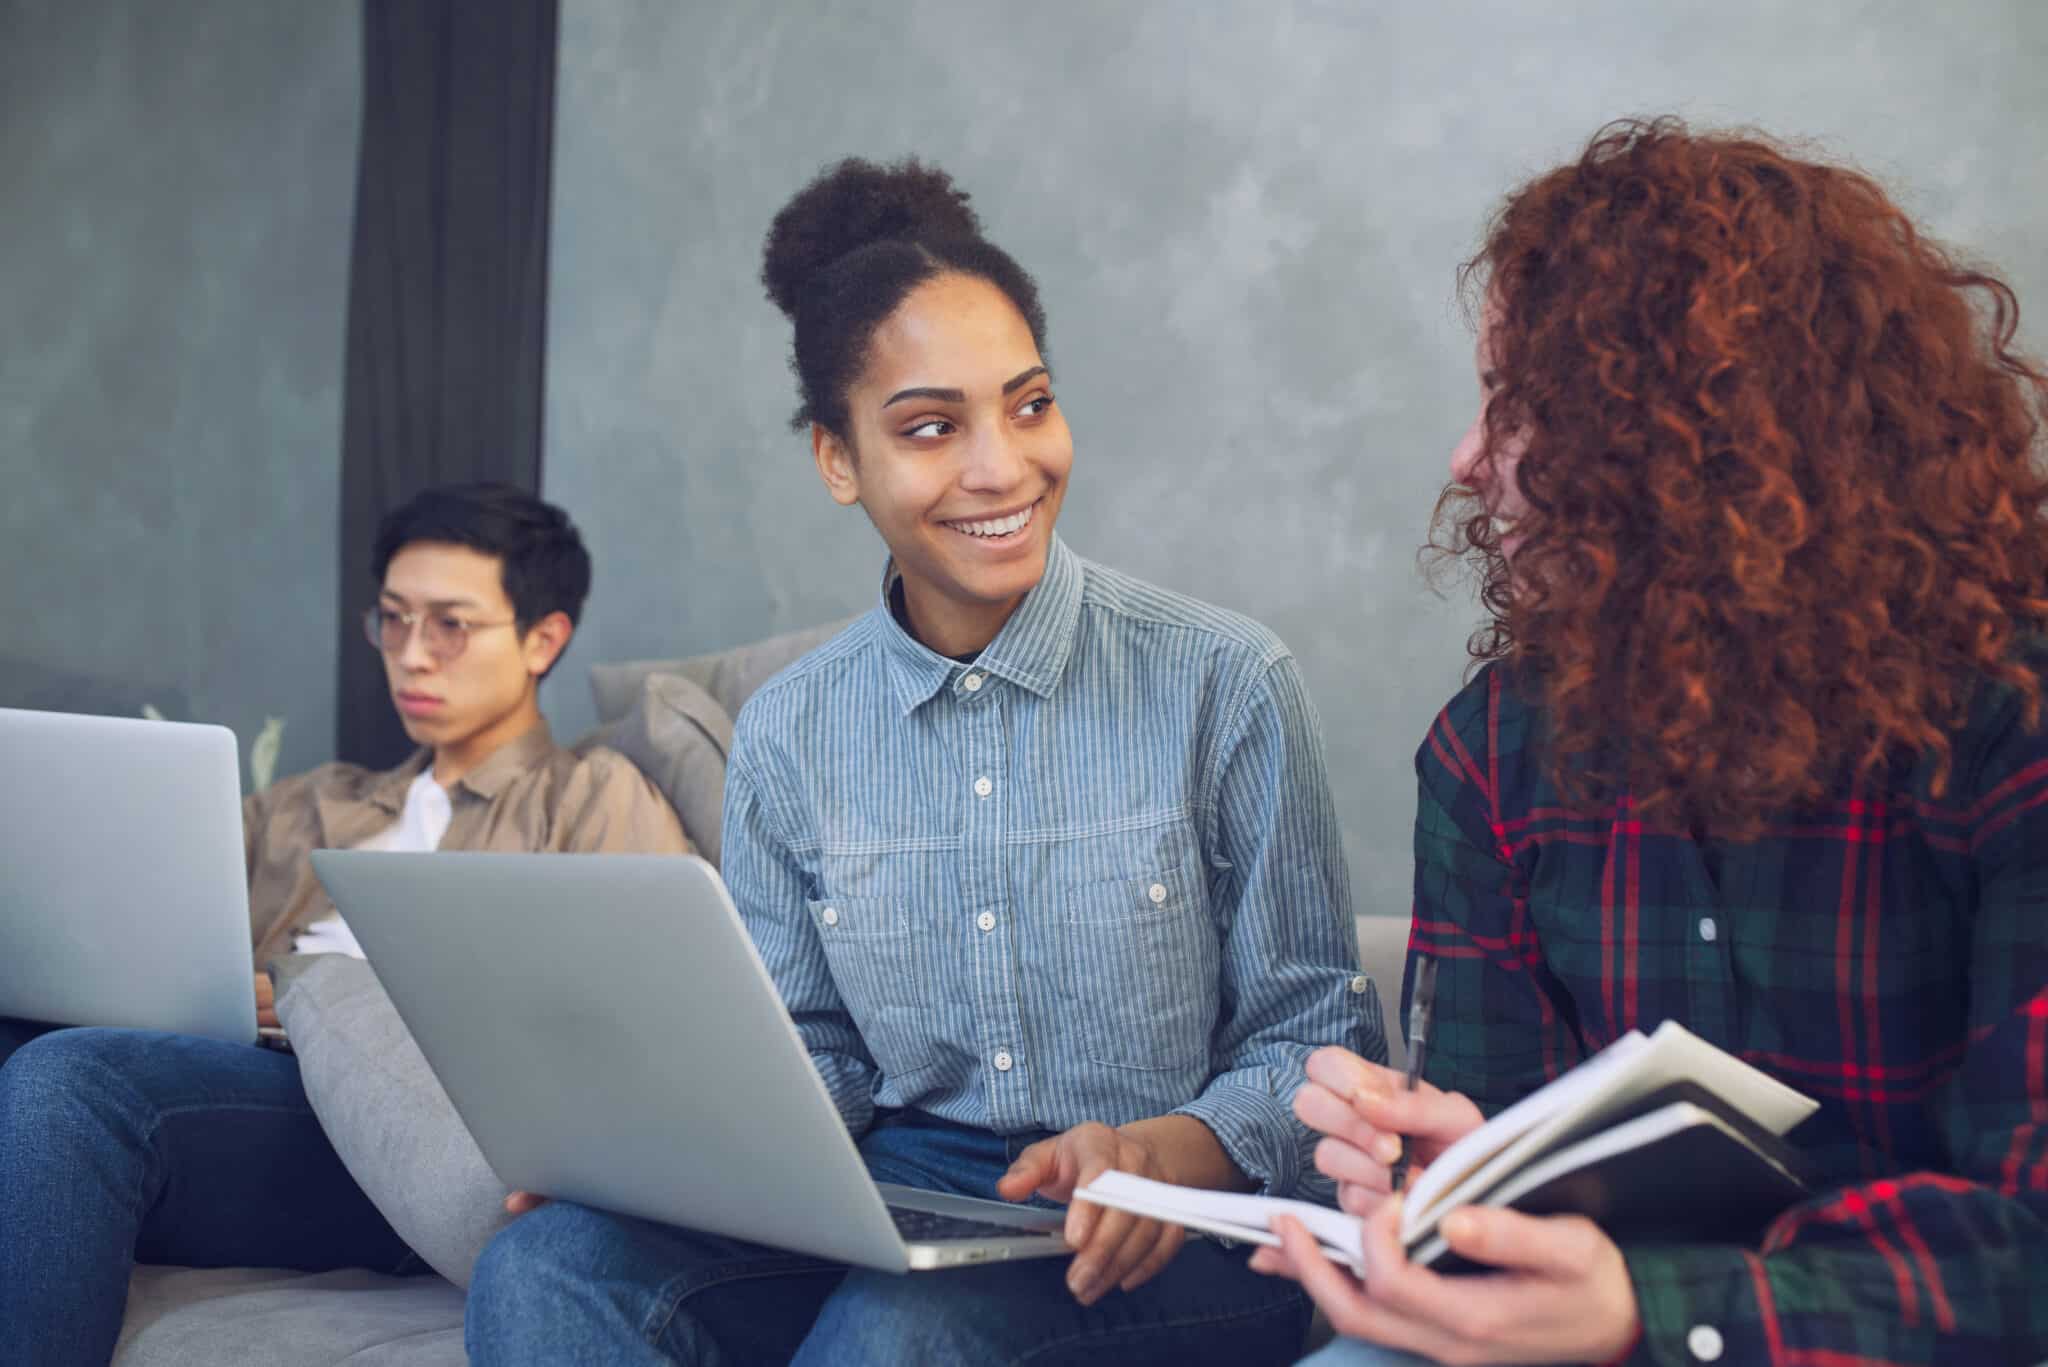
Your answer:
[245,481,689,1015]
[0,484,687,1365]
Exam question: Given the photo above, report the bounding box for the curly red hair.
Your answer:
[1442,118,2048,836]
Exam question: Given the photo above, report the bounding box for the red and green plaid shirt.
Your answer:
[1408,662,2048,1366]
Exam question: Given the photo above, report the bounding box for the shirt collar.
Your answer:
[364,748,433,814]
[449,720,560,800]
[874,535,1084,716]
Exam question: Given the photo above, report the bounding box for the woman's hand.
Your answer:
[255,972,279,1030]
[503,1191,549,1215]
[998,1119,1212,1305]
[1296,1046,1484,1217]
[1249,1193,1641,1364]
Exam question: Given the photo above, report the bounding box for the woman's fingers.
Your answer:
[1295,1081,1385,1149]
[1316,1134,1396,1190]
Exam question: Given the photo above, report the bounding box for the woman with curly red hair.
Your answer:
[1256,119,2048,1365]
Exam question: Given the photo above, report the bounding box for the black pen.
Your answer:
[1387,955,1437,1193]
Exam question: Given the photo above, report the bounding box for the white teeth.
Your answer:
[952,503,1035,538]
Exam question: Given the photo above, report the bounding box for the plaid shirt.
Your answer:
[1408,662,2048,1367]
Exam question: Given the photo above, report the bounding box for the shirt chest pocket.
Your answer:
[1062,862,1219,1073]
[807,896,935,1079]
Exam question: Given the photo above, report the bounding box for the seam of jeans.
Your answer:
[1004,1284,1309,1365]
[644,1260,839,1349]
[151,1100,318,1121]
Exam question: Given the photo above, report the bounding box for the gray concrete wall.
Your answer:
[543,0,2048,917]
[0,0,358,786]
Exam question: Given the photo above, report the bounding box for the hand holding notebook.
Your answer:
[1076,1020,1819,1272]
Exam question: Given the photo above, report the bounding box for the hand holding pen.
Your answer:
[1292,956,1483,1222]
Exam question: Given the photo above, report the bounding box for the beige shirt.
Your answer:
[243,722,690,965]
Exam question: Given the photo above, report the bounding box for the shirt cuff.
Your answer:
[1171,1079,1305,1197]
[1618,1245,1767,1367]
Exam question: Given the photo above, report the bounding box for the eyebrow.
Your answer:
[380,591,485,612]
[880,365,1053,410]
[1002,365,1050,395]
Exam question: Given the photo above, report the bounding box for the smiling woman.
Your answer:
[459,158,1382,1367]
[768,161,1073,657]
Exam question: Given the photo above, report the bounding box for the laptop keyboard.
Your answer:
[888,1204,1057,1243]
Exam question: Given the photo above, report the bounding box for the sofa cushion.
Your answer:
[116,1266,466,1367]
[587,617,856,726]
[1355,914,1410,1072]
[272,953,511,1289]
[604,671,733,869]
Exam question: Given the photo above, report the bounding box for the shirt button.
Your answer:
[1147,882,1168,905]
[976,911,996,932]
[973,776,993,798]
[821,907,839,928]
[1699,916,1718,943]
[1686,1324,1724,1362]
[1349,975,1371,995]
[992,1049,1013,1072]
[963,672,984,692]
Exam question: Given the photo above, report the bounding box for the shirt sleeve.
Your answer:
[1410,673,1588,1116]
[551,749,692,855]
[1171,653,1384,1198]
[721,735,880,1140]
[1614,707,2048,1367]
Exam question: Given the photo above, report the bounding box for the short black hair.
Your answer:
[371,483,592,631]
[760,157,1048,437]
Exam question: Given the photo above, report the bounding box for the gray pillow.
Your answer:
[605,671,733,869]
[271,954,511,1289]
[587,616,857,726]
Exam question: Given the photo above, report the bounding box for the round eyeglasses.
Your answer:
[363,606,517,663]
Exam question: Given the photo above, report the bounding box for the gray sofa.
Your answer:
[112,622,1411,1366]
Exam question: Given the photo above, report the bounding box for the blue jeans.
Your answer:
[0,1027,416,1367]
[1297,1337,1446,1366]
[467,1108,1311,1365]
[0,1015,57,1067]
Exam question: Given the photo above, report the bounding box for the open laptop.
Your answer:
[0,707,257,1044]
[310,850,1070,1272]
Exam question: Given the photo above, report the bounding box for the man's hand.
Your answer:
[503,1191,549,1216]
[1295,1046,1485,1217]
[255,972,279,1030]
[997,1121,1190,1305]
[1249,1193,1641,1364]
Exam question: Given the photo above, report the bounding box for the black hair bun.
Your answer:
[760,157,983,320]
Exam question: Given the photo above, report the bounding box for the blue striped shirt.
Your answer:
[722,536,1384,1195]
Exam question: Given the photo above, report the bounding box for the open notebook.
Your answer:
[1077,1020,1819,1273]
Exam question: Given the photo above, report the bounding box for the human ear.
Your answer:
[812,424,863,507]
[521,611,573,679]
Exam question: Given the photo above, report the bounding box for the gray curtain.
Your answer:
[336,0,558,767]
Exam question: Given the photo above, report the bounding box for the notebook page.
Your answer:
[1075,1171,1365,1273]
[1400,1029,1650,1239]
[1401,1021,1814,1246]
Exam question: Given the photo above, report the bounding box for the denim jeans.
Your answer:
[466,1107,1311,1366]
[0,1027,416,1367]
[0,1015,57,1067]
[1297,1337,1449,1366]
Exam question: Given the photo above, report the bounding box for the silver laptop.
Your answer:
[0,707,257,1044]
[310,850,1070,1272]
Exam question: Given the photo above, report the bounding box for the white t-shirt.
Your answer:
[292,769,452,958]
